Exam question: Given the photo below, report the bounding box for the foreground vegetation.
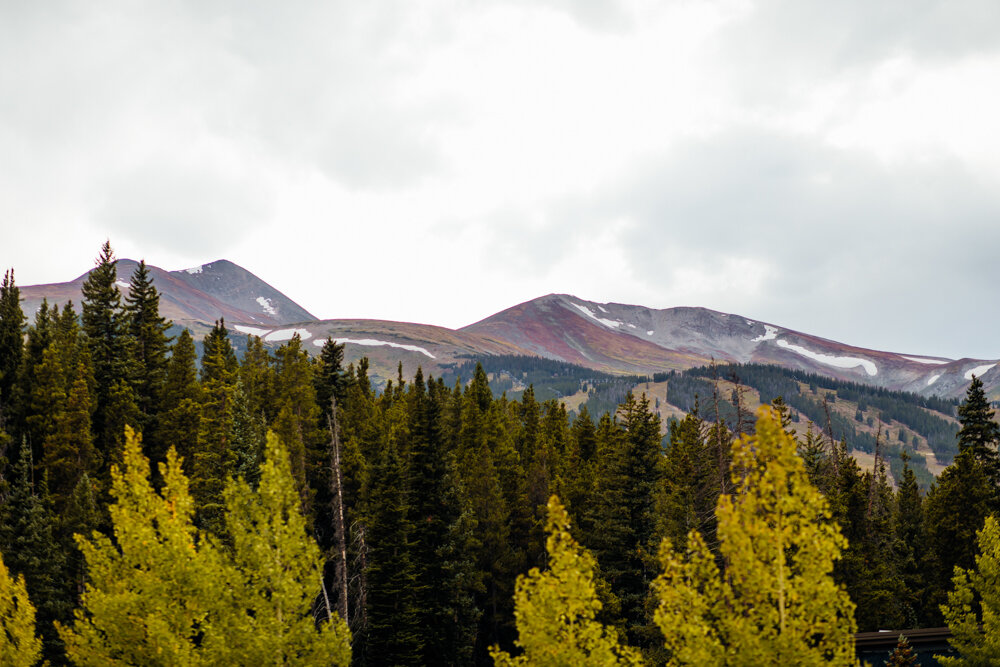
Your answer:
[1,243,999,664]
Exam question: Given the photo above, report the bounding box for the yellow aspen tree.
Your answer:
[491,495,643,667]
[653,407,857,666]
[58,426,228,664]
[0,550,42,667]
[939,515,1000,665]
[218,431,351,665]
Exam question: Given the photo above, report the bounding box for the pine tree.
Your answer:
[271,334,324,520]
[587,393,662,646]
[123,260,171,455]
[956,374,1000,482]
[406,370,479,664]
[653,407,856,666]
[0,440,72,663]
[886,635,919,667]
[490,496,643,667]
[193,321,237,533]
[894,453,925,627]
[0,269,25,428]
[939,515,1000,665]
[43,360,97,514]
[80,241,135,470]
[0,547,42,667]
[156,328,201,467]
[314,337,347,426]
[923,449,996,625]
[363,437,423,666]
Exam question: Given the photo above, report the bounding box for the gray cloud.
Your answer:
[549,130,1000,358]
[94,161,273,257]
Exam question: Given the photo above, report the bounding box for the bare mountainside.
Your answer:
[19,261,1000,400]
[19,259,314,334]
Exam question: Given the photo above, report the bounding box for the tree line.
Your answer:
[1,243,1000,664]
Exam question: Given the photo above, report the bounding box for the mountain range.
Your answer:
[19,258,1000,401]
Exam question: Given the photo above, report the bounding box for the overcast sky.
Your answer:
[3,0,1000,360]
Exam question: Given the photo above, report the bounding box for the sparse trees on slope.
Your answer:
[653,407,856,666]
[490,495,643,667]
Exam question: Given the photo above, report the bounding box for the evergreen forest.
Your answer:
[2,244,1000,665]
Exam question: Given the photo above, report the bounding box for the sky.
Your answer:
[3,0,1000,360]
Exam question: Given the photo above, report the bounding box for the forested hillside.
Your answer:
[2,245,999,664]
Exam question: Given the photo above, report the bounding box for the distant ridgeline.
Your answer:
[660,364,959,489]
[447,356,958,488]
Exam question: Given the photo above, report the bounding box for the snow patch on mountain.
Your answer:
[752,325,778,343]
[264,328,311,342]
[902,356,949,365]
[313,337,436,359]
[776,339,878,376]
[964,364,996,380]
[115,280,130,290]
[233,325,271,337]
[571,303,622,328]
[598,305,608,313]
[256,296,277,315]
[927,374,941,386]
[185,265,203,274]
[647,330,654,336]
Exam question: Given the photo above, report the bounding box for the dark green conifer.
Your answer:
[271,334,324,519]
[406,369,479,665]
[586,393,662,647]
[193,322,237,533]
[363,437,423,666]
[0,440,72,663]
[0,269,25,423]
[123,260,171,452]
[922,449,996,625]
[80,241,135,468]
[957,374,1000,481]
[156,329,201,467]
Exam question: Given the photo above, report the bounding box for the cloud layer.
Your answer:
[2,0,999,359]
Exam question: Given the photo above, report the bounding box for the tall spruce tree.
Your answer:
[80,241,135,471]
[587,393,662,647]
[193,321,237,533]
[923,449,996,624]
[156,329,202,468]
[123,260,171,455]
[956,375,1000,483]
[0,269,24,428]
[406,369,479,665]
[363,436,422,666]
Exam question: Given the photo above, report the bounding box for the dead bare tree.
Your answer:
[325,394,350,626]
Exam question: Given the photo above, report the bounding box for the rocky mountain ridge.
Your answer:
[17,260,999,400]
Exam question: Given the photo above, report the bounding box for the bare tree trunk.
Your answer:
[327,395,350,625]
[352,522,369,638]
